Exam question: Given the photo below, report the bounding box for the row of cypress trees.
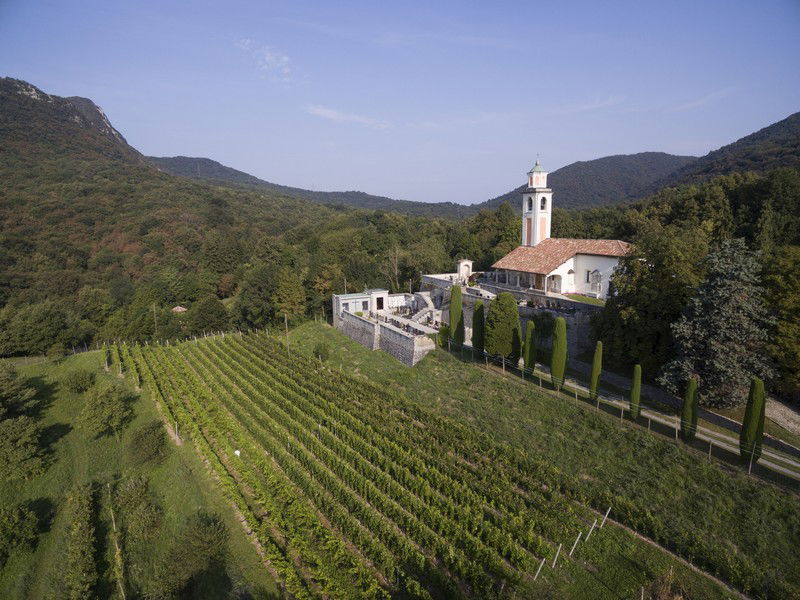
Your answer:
[454,288,767,468]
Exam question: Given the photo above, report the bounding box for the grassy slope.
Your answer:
[0,351,278,599]
[288,323,798,598]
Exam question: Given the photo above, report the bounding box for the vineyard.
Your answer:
[121,331,674,599]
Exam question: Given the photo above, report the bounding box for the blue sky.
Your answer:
[1,0,799,204]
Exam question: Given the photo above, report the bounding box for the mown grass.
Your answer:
[290,322,800,599]
[0,351,279,599]
[564,294,606,306]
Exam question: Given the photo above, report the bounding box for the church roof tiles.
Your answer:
[491,238,631,275]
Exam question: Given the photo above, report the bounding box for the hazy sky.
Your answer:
[2,0,799,204]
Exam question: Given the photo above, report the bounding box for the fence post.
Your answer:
[620,406,624,421]
[600,506,611,528]
[569,531,583,556]
[552,543,562,568]
[533,557,546,581]
[585,518,597,541]
[675,416,679,442]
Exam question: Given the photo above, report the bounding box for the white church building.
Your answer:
[488,160,631,299]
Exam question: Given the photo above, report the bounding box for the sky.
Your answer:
[1,0,799,205]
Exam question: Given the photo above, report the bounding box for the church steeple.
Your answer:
[521,159,552,247]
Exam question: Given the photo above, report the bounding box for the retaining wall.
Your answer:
[337,311,435,366]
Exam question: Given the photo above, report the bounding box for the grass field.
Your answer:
[289,322,800,599]
[0,351,279,599]
[129,331,735,599]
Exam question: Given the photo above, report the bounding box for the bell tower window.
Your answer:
[540,196,547,210]
[527,197,533,211]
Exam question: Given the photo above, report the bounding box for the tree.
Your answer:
[659,239,773,407]
[589,341,603,401]
[740,377,766,465]
[680,377,699,441]
[81,383,133,439]
[0,503,38,567]
[591,221,709,378]
[764,245,800,401]
[0,416,44,481]
[550,317,568,391]
[629,364,642,419]
[127,421,167,466]
[523,320,535,371]
[0,362,37,419]
[449,286,465,346]
[273,268,307,323]
[484,293,522,361]
[232,262,279,329]
[471,301,485,354]
[188,295,230,334]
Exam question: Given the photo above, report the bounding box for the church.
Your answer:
[488,160,630,299]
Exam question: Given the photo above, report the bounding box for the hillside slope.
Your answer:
[651,111,800,189]
[476,152,698,211]
[148,155,471,218]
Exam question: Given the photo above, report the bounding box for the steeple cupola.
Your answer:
[522,159,552,247]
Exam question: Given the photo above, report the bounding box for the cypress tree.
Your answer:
[740,377,766,464]
[523,320,535,371]
[629,364,642,419]
[589,341,602,401]
[449,286,464,346]
[485,292,522,360]
[550,317,567,391]
[472,301,485,354]
[680,377,699,441]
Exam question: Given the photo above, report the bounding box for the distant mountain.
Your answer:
[148,155,471,219]
[650,111,800,190]
[474,152,698,211]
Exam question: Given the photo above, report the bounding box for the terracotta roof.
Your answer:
[491,238,631,274]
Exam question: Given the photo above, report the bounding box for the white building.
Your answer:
[490,160,630,299]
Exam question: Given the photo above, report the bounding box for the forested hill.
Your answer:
[650,111,800,189]
[476,152,698,211]
[148,155,471,218]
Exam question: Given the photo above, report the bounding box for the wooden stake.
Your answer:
[552,543,562,568]
[600,506,611,528]
[533,557,546,581]
[708,439,713,460]
[585,518,597,541]
[569,531,583,556]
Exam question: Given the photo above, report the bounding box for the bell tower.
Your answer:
[521,159,552,246]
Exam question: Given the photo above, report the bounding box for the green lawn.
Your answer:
[564,294,606,306]
[0,351,278,599]
[289,322,800,599]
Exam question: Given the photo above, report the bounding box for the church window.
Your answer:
[540,196,547,210]
[527,197,533,211]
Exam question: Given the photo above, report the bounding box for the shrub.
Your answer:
[485,293,522,359]
[523,321,535,370]
[471,301,485,353]
[629,364,642,419]
[0,503,38,566]
[64,484,97,599]
[127,421,167,466]
[449,286,464,346]
[115,475,151,511]
[47,342,66,362]
[740,377,765,464]
[63,369,96,393]
[550,317,567,390]
[313,341,331,362]
[589,341,603,400]
[680,377,699,441]
[438,324,450,348]
[81,382,134,439]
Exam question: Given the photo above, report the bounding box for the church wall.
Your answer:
[574,255,621,298]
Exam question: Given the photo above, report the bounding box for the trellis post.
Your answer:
[533,557,546,581]
[600,506,611,528]
[552,543,562,568]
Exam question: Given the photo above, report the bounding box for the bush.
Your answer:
[64,483,97,599]
[81,382,134,439]
[115,475,151,511]
[550,317,568,390]
[63,369,96,393]
[438,324,450,348]
[47,342,66,362]
[0,503,38,566]
[313,341,331,362]
[485,292,522,359]
[127,421,167,466]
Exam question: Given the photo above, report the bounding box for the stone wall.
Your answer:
[339,311,378,350]
[378,323,436,366]
[337,311,435,366]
